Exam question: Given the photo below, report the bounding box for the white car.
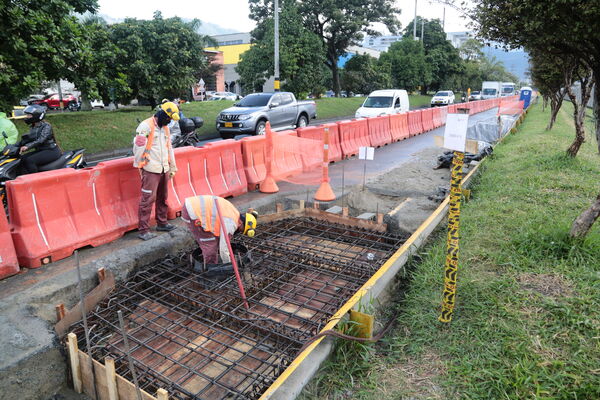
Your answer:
[355,89,409,118]
[90,99,104,108]
[210,91,239,101]
[430,91,455,107]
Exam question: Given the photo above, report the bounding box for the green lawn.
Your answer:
[13,95,432,154]
[301,102,600,399]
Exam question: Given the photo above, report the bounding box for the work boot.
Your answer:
[138,232,156,241]
[156,223,176,232]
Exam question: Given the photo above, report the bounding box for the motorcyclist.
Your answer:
[17,105,61,174]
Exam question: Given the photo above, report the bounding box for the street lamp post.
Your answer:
[274,0,280,92]
[414,0,418,40]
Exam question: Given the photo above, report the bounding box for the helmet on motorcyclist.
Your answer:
[190,116,204,130]
[22,105,46,125]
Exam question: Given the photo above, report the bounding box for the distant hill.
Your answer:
[482,46,530,82]
[95,13,237,36]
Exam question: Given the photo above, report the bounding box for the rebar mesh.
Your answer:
[71,216,405,399]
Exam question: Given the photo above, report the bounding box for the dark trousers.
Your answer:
[138,169,169,234]
[21,147,61,174]
[182,206,228,264]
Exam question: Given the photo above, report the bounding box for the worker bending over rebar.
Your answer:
[181,195,258,266]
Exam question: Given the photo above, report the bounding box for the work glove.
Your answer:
[134,135,147,146]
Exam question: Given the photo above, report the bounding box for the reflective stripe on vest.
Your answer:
[138,117,172,169]
[185,196,240,236]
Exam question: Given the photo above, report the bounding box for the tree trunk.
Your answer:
[80,93,92,111]
[569,192,600,238]
[547,96,563,130]
[542,96,548,111]
[149,98,157,110]
[593,74,600,154]
[566,85,585,157]
[331,61,340,97]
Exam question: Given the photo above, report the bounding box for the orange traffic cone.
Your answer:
[315,180,335,201]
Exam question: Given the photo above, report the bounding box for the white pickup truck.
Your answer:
[216,92,317,139]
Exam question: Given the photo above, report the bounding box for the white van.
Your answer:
[355,90,409,118]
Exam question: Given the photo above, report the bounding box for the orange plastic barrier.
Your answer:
[337,119,370,158]
[241,136,267,191]
[203,140,248,198]
[439,106,448,126]
[367,115,393,147]
[7,167,129,268]
[0,208,19,279]
[421,108,434,132]
[408,110,424,137]
[297,124,343,162]
[389,112,410,141]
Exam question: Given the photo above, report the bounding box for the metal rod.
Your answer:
[75,250,99,400]
[118,310,143,400]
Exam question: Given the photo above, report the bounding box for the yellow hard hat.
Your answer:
[160,101,180,121]
[242,211,258,237]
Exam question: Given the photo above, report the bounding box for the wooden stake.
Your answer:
[299,200,305,209]
[104,357,118,400]
[376,213,384,224]
[313,201,319,210]
[276,203,283,213]
[97,267,106,282]
[67,333,82,393]
[156,389,169,400]
[342,207,349,217]
[55,303,66,321]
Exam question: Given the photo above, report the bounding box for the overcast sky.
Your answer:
[96,0,473,35]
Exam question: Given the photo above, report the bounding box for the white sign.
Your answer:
[443,113,469,152]
[358,146,375,160]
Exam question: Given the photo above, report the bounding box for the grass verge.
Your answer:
[13,95,431,154]
[300,101,600,400]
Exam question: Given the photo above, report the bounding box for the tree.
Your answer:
[470,0,600,236]
[0,0,98,112]
[403,18,463,93]
[237,3,325,97]
[248,0,401,96]
[110,12,212,108]
[340,54,391,95]
[529,51,567,130]
[380,38,431,93]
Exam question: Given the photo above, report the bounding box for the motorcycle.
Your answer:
[171,116,204,148]
[0,131,86,211]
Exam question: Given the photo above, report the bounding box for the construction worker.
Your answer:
[181,195,258,265]
[133,101,179,240]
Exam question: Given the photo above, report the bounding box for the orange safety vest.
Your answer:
[186,196,240,237]
[137,117,172,169]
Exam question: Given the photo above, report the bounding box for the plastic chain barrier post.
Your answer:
[314,127,335,202]
[203,140,248,198]
[297,124,342,163]
[241,135,267,191]
[259,122,279,193]
[366,115,393,147]
[0,206,19,279]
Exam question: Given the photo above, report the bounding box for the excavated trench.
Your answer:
[69,215,406,399]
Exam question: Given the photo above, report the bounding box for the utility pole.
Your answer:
[443,7,446,30]
[421,17,424,41]
[414,0,418,40]
[274,0,280,92]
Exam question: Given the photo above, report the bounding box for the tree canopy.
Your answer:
[237,3,325,97]
[248,0,401,96]
[340,54,391,96]
[0,0,98,112]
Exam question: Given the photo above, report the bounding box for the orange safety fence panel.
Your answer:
[0,208,19,279]
[498,99,524,115]
[338,119,369,158]
[297,124,343,163]
[271,130,304,180]
[367,115,393,147]
[389,112,410,141]
[408,110,424,137]
[421,108,434,131]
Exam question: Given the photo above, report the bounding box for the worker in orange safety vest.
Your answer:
[181,195,258,265]
[133,101,179,240]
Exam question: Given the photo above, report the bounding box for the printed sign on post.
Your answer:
[443,113,469,152]
[358,146,375,160]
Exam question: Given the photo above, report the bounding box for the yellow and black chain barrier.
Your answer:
[439,151,464,323]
